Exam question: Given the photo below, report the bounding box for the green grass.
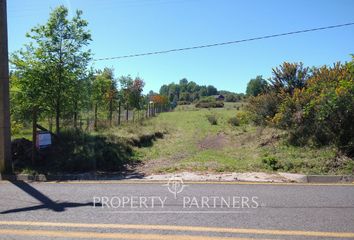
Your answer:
[12,103,352,175]
[102,105,349,175]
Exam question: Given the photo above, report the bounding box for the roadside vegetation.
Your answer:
[247,61,354,158]
[128,104,351,175]
[9,6,353,176]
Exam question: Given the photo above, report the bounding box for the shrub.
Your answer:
[22,129,137,173]
[235,111,251,125]
[248,92,281,125]
[177,101,191,105]
[248,58,354,159]
[274,62,354,155]
[225,94,241,102]
[196,96,224,108]
[262,156,281,171]
[228,117,240,126]
[206,115,218,125]
[196,101,224,108]
[11,120,23,135]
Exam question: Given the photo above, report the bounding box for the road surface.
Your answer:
[0,180,353,239]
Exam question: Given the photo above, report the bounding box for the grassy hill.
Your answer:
[12,102,353,175]
[105,103,351,175]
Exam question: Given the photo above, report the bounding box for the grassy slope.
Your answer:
[107,103,350,175]
[13,102,352,175]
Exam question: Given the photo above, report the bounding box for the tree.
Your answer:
[207,85,218,96]
[91,68,113,130]
[246,75,268,96]
[119,75,145,109]
[270,62,309,96]
[23,5,92,134]
[11,48,48,162]
[158,80,218,104]
[151,94,169,112]
[159,84,169,96]
[11,46,48,123]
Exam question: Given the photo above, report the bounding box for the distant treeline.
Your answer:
[158,78,245,104]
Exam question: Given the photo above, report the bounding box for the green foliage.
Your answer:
[235,111,251,125]
[228,117,240,126]
[262,156,280,171]
[196,101,224,108]
[206,115,218,125]
[177,101,191,105]
[159,78,219,104]
[270,62,309,95]
[11,119,23,135]
[43,130,135,172]
[246,75,268,96]
[279,62,354,155]
[195,96,224,108]
[11,5,92,134]
[248,92,281,125]
[225,93,241,102]
[248,58,354,157]
[119,75,145,109]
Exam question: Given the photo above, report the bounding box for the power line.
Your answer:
[94,22,354,61]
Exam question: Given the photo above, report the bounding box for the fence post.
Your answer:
[118,101,121,126]
[126,104,129,122]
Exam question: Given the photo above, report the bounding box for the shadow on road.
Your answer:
[0,181,100,214]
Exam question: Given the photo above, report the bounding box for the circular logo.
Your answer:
[164,176,187,199]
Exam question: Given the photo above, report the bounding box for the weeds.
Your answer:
[206,115,218,125]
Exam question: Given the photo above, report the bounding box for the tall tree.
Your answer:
[24,5,92,134]
[207,85,218,96]
[270,62,309,96]
[91,68,115,130]
[246,75,268,96]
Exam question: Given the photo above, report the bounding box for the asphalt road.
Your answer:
[0,180,353,240]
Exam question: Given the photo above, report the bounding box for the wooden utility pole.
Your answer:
[0,0,11,174]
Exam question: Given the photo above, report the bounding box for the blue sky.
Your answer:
[8,0,354,93]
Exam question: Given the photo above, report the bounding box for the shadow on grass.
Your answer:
[12,129,142,174]
[129,131,164,148]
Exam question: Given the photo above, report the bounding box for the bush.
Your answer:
[206,115,218,125]
[248,58,354,160]
[177,101,191,105]
[247,92,281,125]
[17,129,137,173]
[235,111,251,125]
[262,156,281,171]
[225,94,241,102]
[274,62,354,155]
[195,96,224,108]
[11,120,23,135]
[196,101,224,108]
[228,117,240,126]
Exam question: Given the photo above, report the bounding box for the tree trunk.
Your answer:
[55,101,60,135]
[94,102,98,131]
[109,99,113,126]
[118,101,121,126]
[126,104,129,121]
[32,108,37,165]
[48,115,53,132]
[73,101,78,129]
